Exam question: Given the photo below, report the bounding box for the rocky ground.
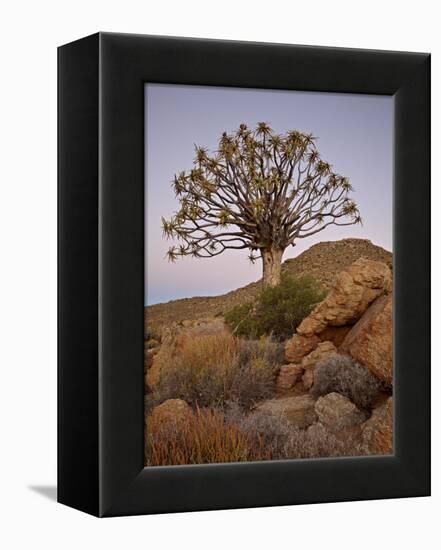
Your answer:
[144,240,393,465]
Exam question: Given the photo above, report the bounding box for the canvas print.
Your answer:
[144,84,393,466]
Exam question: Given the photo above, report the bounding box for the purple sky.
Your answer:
[145,84,393,305]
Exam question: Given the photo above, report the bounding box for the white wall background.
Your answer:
[0,1,439,548]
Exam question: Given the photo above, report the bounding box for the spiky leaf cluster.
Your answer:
[163,123,361,262]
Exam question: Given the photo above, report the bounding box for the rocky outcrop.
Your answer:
[301,341,337,389]
[150,399,192,427]
[285,334,320,363]
[318,326,352,347]
[315,393,366,432]
[297,258,392,337]
[276,364,304,391]
[255,395,317,428]
[340,294,393,385]
[301,341,337,369]
[361,397,393,454]
[283,258,392,390]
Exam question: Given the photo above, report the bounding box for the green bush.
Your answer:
[225,274,325,340]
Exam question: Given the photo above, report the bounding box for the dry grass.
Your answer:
[145,407,271,466]
[149,332,283,410]
[145,404,362,466]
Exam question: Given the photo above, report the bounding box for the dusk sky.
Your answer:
[145,84,393,305]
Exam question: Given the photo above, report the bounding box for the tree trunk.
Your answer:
[262,247,283,288]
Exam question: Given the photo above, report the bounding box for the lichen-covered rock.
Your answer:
[149,399,192,427]
[285,334,320,363]
[315,392,366,432]
[361,397,393,454]
[276,364,304,391]
[297,258,392,337]
[340,294,392,385]
[255,395,317,428]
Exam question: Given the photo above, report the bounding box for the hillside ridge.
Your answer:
[145,238,392,331]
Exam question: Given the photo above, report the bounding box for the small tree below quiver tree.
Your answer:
[162,123,362,287]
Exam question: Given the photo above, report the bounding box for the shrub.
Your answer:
[145,407,270,466]
[225,274,325,340]
[237,409,362,459]
[151,332,283,410]
[144,325,160,348]
[144,325,157,341]
[284,422,362,459]
[310,353,382,410]
[237,409,292,457]
[224,303,258,338]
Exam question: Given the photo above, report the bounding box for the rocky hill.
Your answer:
[145,238,392,332]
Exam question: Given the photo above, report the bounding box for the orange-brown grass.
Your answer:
[145,407,271,466]
[150,331,282,410]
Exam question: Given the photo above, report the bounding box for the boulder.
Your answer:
[301,341,337,370]
[149,399,193,427]
[255,395,317,428]
[276,364,304,391]
[340,294,392,385]
[361,397,393,454]
[299,341,337,389]
[297,258,392,337]
[285,334,320,363]
[315,392,366,432]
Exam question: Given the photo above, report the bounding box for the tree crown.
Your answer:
[162,123,361,263]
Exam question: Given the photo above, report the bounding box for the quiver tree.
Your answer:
[162,123,362,287]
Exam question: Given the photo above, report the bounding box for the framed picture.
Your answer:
[58,33,430,517]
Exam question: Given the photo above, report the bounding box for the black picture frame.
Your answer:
[58,32,430,517]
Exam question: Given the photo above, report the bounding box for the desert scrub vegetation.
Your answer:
[310,353,382,410]
[234,409,362,460]
[144,325,160,349]
[145,407,271,466]
[145,405,362,466]
[148,332,284,410]
[224,274,326,340]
